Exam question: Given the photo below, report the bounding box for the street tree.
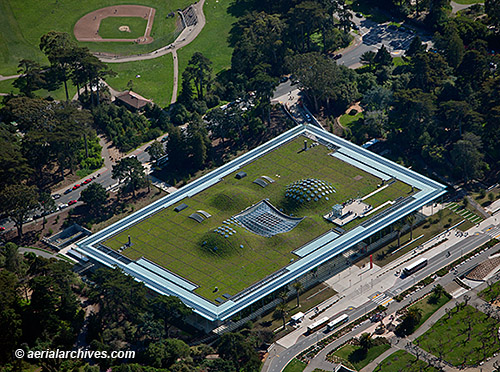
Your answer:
[360,51,376,70]
[38,191,56,228]
[374,45,392,68]
[112,157,147,198]
[406,36,426,57]
[147,141,166,162]
[0,184,39,237]
[80,183,108,214]
[292,281,304,307]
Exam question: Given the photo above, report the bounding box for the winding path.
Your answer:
[97,0,206,103]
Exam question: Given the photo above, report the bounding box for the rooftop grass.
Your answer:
[103,136,412,301]
[416,305,500,367]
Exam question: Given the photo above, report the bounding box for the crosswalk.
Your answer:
[483,225,500,239]
[370,292,394,307]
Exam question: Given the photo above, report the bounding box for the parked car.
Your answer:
[72,184,81,190]
[161,135,169,143]
[59,203,69,210]
[64,188,72,195]
[0,227,5,232]
[68,200,78,206]
[83,178,92,184]
[52,193,61,199]
[333,53,342,60]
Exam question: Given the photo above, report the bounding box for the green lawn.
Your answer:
[408,292,451,332]
[0,77,77,101]
[177,0,235,87]
[283,358,306,372]
[99,17,148,39]
[417,305,500,367]
[0,0,192,75]
[374,350,440,372]
[339,112,364,127]
[103,136,411,302]
[106,53,174,106]
[331,342,391,371]
[478,280,500,302]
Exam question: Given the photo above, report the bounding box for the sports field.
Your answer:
[0,0,192,75]
[103,137,414,301]
[99,17,148,39]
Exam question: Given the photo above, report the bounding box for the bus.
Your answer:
[403,258,428,276]
[306,316,329,334]
[327,314,349,331]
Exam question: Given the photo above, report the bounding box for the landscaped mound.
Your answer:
[285,178,336,204]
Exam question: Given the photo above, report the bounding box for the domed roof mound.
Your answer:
[285,178,335,203]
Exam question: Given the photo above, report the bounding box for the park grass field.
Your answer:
[98,17,148,39]
[177,0,236,85]
[0,0,192,75]
[331,342,391,371]
[103,136,413,301]
[417,305,500,366]
[374,350,440,372]
[105,54,174,106]
[0,77,77,102]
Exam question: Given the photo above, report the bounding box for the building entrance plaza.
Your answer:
[77,124,446,330]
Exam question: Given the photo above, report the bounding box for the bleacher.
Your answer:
[183,6,198,27]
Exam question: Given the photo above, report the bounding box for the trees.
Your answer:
[151,295,192,338]
[374,45,392,68]
[406,36,426,57]
[147,141,166,162]
[451,133,487,183]
[183,52,213,101]
[274,302,289,329]
[486,0,500,27]
[80,183,108,213]
[13,59,46,97]
[360,51,376,70]
[358,332,373,352]
[112,157,147,198]
[0,184,39,237]
[217,333,260,371]
[292,281,304,307]
[38,191,56,228]
[289,52,358,113]
[39,31,78,101]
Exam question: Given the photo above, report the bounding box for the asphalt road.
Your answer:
[0,141,156,233]
[264,232,494,372]
[337,17,432,68]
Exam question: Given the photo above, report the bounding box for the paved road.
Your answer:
[263,224,496,372]
[451,0,483,14]
[337,17,432,68]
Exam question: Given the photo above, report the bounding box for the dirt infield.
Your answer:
[74,5,156,44]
